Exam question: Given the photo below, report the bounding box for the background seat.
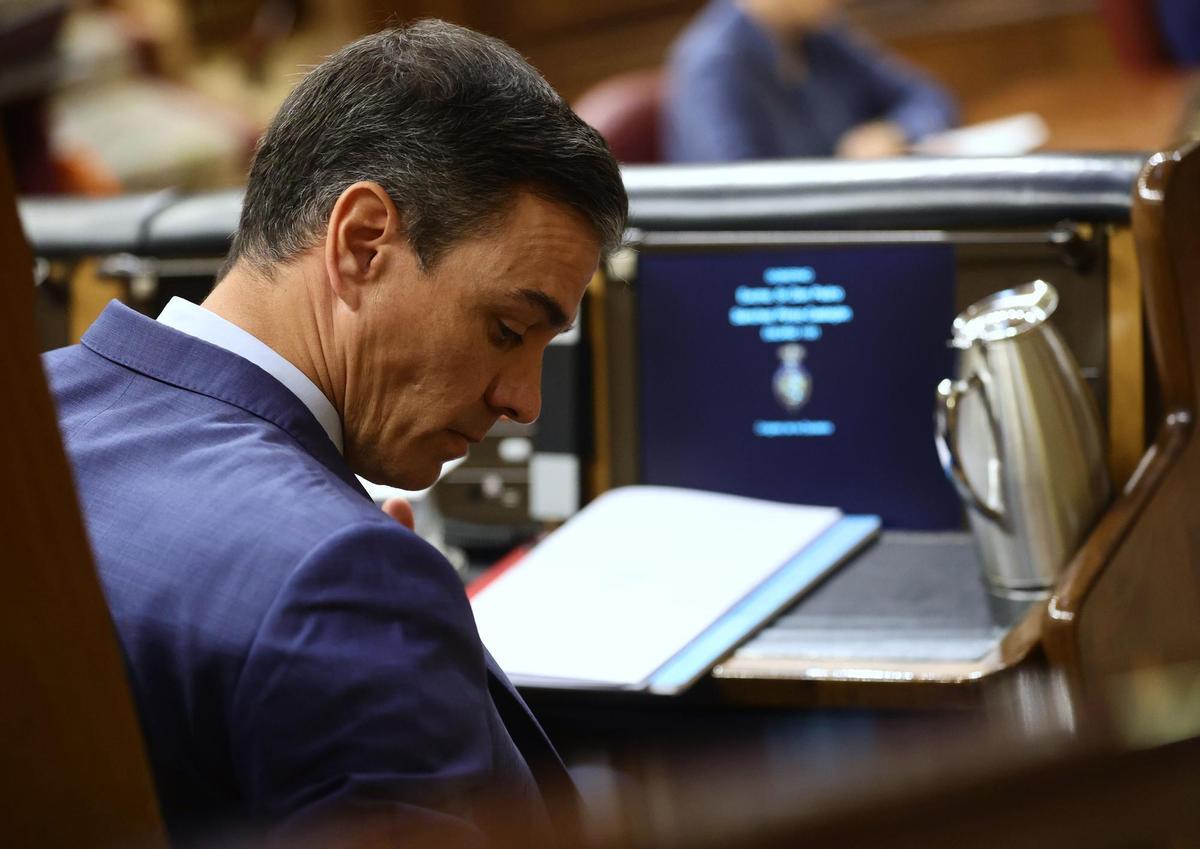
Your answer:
[573,68,664,164]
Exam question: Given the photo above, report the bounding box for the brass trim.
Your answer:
[1106,225,1145,490]
[585,270,610,500]
[70,258,126,344]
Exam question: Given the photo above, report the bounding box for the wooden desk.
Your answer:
[964,69,1199,151]
[567,664,1200,849]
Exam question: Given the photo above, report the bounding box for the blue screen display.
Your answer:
[635,244,962,530]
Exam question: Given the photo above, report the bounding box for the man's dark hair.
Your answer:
[224,20,627,277]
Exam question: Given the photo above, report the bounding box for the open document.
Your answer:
[470,486,880,695]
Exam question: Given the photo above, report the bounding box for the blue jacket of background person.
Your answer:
[663,0,958,162]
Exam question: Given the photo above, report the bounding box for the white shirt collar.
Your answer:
[157,297,344,454]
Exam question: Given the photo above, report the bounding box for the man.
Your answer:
[44,20,627,847]
[663,0,957,162]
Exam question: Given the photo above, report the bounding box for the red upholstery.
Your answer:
[1097,0,1171,70]
[573,69,665,164]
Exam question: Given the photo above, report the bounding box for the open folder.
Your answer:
[469,486,880,695]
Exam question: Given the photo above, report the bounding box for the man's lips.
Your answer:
[448,428,487,444]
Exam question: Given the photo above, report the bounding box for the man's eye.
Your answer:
[495,321,524,348]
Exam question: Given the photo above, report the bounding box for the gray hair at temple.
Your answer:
[223,19,628,278]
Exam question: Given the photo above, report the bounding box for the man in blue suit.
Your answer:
[44,20,627,847]
[663,0,957,162]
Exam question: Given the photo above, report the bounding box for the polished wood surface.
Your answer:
[586,272,616,499]
[1106,225,1146,489]
[661,732,1200,849]
[1043,139,1200,689]
[68,257,124,344]
[964,69,1198,152]
[890,11,1121,107]
[536,665,1200,849]
[0,147,167,847]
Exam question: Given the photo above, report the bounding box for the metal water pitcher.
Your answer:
[935,280,1110,596]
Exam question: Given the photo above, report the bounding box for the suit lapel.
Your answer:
[484,650,563,765]
[483,648,582,838]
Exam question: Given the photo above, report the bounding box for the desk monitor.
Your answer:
[615,241,962,530]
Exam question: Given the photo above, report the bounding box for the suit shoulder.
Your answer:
[291,518,464,597]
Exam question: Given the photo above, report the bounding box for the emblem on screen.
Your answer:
[772,344,812,412]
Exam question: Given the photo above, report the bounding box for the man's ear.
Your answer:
[324,181,402,310]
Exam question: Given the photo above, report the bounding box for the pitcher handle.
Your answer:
[935,373,1007,526]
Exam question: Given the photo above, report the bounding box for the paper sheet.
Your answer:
[911,112,1049,157]
[470,486,841,687]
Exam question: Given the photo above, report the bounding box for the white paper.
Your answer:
[470,486,841,687]
[911,112,1049,157]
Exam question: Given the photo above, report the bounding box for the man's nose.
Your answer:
[488,355,542,425]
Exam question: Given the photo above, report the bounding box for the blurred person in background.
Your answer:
[42,19,626,848]
[663,0,958,162]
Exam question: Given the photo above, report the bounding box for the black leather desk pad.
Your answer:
[729,531,1032,666]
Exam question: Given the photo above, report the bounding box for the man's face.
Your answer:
[342,193,601,490]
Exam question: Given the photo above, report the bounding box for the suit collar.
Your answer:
[82,300,368,499]
[156,296,344,454]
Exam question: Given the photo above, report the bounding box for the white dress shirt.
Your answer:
[157,296,344,454]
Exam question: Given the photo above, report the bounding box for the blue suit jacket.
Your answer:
[44,302,575,846]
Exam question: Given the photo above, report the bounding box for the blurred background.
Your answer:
[3,0,1199,198]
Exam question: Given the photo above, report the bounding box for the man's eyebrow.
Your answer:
[512,288,574,332]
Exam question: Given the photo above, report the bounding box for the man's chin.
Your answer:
[383,463,443,493]
[351,439,473,493]
[352,455,443,494]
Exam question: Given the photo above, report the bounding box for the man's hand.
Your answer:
[381,497,415,530]
[835,120,907,159]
